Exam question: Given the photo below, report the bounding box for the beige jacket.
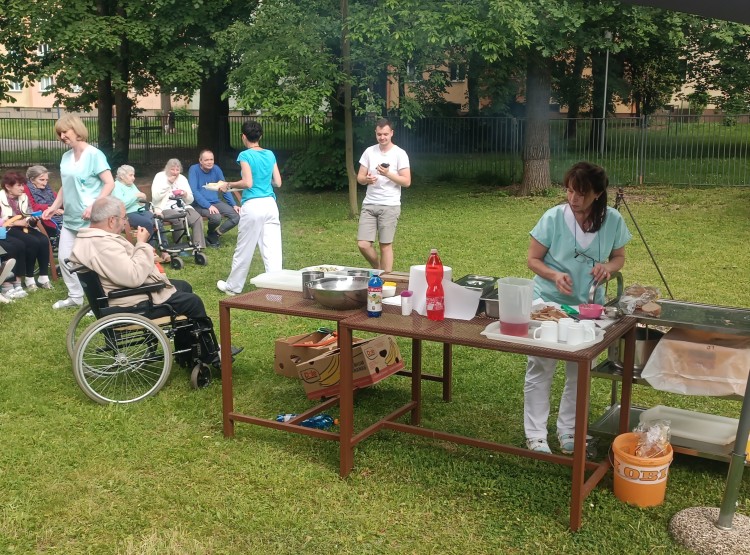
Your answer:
[70,227,175,307]
[0,190,30,220]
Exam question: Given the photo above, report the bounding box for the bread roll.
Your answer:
[640,301,662,317]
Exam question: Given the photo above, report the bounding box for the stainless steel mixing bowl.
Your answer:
[310,276,369,310]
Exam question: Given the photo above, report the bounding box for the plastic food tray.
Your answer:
[639,405,741,455]
[480,321,604,351]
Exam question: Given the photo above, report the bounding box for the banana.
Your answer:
[318,355,340,386]
[384,338,398,365]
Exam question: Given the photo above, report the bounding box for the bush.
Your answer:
[283,124,348,191]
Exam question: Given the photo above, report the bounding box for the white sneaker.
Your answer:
[0,259,15,284]
[526,438,552,454]
[25,282,38,292]
[12,286,28,298]
[557,433,575,455]
[0,293,11,304]
[53,297,82,309]
[216,280,237,296]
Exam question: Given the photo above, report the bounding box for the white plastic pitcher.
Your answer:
[498,277,535,336]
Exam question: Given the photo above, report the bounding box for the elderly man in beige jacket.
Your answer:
[70,197,234,363]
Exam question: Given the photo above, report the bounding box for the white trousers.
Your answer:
[523,356,591,440]
[57,226,83,301]
[225,197,282,293]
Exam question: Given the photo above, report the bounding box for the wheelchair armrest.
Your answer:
[108,282,167,300]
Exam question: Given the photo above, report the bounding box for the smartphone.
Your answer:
[380,163,390,168]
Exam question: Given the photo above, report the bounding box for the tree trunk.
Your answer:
[566,47,585,139]
[467,52,483,116]
[197,67,230,154]
[589,50,605,150]
[96,77,114,160]
[160,92,172,130]
[341,0,358,217]
[112,31,131,167]
[112,90,131,167]
[519,57,551,196]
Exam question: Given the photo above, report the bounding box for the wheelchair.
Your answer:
[67,263,216,404]
[147,197,208,271]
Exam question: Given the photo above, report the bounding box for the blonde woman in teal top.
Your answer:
[43,114,114,309]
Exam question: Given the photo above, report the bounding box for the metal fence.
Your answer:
[1,114,750,186]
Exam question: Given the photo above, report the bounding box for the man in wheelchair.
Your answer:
[69,197,240,371]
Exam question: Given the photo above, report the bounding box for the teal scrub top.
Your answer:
[59,145,111,231]
[530,204,632,305]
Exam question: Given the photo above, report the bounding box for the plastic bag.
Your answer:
[641,328,750,396]
[633,420,671,458]
[619,283,660,315]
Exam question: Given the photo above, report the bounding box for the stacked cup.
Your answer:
[532,317,596,345]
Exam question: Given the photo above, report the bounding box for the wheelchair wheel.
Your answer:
[66,303,95,359]
[73,313,172,404]
[190,363,212,389]
[194,252,208,266]
[170,257,184,270]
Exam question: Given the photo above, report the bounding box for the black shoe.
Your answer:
[206,232,220,248]
[211,345,244,369]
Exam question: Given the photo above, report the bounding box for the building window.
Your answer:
[9,82,22,92]
[406,62,417,83]
[37,43,50,56]
[40,76,55,92]
[449,63,467,82]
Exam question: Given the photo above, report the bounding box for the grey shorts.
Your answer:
[357,204,401,244]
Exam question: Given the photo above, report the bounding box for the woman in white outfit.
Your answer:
[216,121,282,295]
[524,162,631,455]
[42,114,115,309]
[150,159,206,248]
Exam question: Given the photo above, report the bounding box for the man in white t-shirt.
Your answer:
[356,118,411,273]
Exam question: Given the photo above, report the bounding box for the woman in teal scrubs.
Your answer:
[524,162,632,455]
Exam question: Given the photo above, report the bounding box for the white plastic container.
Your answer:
[639,405,741,455]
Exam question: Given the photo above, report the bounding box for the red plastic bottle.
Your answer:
[425,248,445,321]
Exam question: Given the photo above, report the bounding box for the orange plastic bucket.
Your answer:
[612,432,673,507]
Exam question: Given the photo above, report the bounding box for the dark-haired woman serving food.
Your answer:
[523,161,632,455]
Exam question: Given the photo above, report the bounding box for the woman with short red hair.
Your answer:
[0,171,51,297]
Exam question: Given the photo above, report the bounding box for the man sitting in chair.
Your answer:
[69,196,239,365]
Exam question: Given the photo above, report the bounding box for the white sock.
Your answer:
[38,275,50,284]
[25,277,36,287]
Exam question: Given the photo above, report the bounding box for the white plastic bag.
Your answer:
[641,328,750,397]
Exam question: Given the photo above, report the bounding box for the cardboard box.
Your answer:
[274,331,344,378]
[297,335,404,399]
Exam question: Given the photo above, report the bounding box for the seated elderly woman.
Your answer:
[25,165,63,240]
[0,171,52,297]
[112,164,157,243]
[150,159,206,249]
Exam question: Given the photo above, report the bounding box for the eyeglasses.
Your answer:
[573,216,601,266]
[574,249,599,266]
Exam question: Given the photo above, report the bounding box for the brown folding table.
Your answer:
[219,289,636,531]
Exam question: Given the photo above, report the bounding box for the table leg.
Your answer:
[618,326,636,434]
[220,305,234,438]
[411,339,422,425]
[570,359,592,532]
[442,343,453,402]
[338,324,354,477]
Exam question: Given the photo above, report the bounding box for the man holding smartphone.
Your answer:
[356,118,411,273]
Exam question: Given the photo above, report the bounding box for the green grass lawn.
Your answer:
[1,179,749,554]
